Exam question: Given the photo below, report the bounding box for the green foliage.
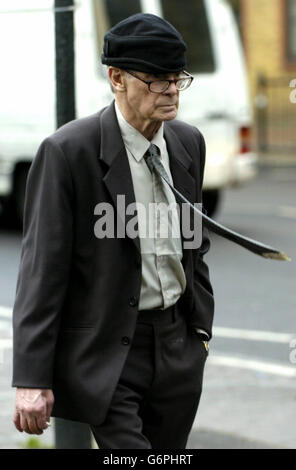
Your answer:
[20,437,54,449]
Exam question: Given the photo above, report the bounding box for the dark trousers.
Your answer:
[90,302,208,449]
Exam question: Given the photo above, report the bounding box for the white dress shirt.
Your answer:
[115,102,186,311]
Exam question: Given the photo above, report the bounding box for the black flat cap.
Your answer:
[101,13,187,74]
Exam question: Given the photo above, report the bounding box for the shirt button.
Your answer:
[121,336,130,346]
[129,296,138,307]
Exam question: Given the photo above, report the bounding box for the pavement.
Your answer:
[1,346,295,449]
[189,357,296,449]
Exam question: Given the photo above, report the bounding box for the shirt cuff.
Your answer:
[195,328,210,340]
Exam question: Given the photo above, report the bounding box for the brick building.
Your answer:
[229,0,296,151]
[240,0,296,94]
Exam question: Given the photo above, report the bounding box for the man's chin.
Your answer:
[157,107,178,121]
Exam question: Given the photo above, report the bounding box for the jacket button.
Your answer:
[129,296,138,307]
[121,336,130,346]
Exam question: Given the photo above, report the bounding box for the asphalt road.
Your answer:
[0,165,295,449]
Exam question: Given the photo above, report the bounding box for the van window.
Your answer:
[160,0,215,73]
[286,0,296,61]
[103,0,141,27]
[93,0,141,59]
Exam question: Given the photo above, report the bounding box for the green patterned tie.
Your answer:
[143,144,290,261]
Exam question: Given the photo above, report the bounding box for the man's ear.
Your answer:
[108,67,126,93]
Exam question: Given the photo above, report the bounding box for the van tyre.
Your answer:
[202,189,221,217]
[0,197,18,229]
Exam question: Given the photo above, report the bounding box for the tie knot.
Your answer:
[145,144,160,158]
[143,144,160,174]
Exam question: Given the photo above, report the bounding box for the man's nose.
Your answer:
[163,81,178,95]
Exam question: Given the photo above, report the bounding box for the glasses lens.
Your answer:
[176,78,192,91]
[149,81,169,93]
[149,76,193,93]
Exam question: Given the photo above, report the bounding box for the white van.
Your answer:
[0,0,257,223]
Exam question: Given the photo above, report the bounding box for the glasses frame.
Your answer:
[126,70,194,93]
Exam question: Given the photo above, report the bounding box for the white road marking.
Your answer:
[0,338,12,364]
[208,353,296,378]
[0,339,12,348]
[1,305,295,377]
[222,204,296,220]
[0,306,12,318]
[277,205,296,219]
[0,320,12,331]
[213,326,294,343]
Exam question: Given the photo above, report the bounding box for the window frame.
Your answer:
[159,0,216,74]
[283,0,296,67]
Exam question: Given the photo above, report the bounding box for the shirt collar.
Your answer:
[115,101,165,162]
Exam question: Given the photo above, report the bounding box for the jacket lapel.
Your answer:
[164,124,196,203]
[164,124,197,268]
[99,101,141,253]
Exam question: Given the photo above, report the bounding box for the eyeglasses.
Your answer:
[126,70,194,93]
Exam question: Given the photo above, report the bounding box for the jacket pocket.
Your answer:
[61,325,94,332]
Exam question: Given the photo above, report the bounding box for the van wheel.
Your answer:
[202,189,221,217]
[0,197,19,229]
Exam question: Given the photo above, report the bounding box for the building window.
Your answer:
[286,0,296,62]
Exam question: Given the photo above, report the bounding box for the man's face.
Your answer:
[124,70,181,123]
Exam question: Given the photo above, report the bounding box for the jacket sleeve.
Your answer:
[190,129,215,339]
[12,137,73,388]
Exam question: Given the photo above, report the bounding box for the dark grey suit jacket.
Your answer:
[12,101,214,425]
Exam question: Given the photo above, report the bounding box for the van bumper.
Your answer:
[203,151,258,190]
[232,152,258,185]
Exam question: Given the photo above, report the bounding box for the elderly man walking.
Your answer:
[12,13,214,449]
